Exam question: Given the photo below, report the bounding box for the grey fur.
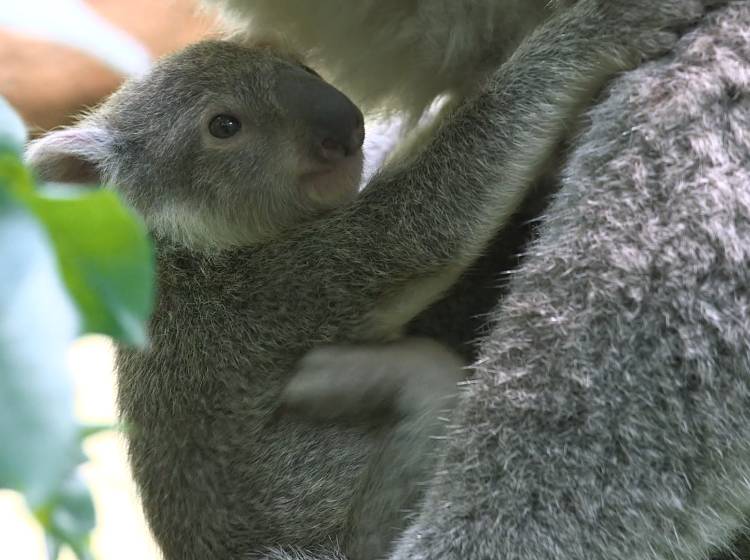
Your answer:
[235,3,750,559]
[283,338,465,422]
[203,1,750,559]
[283,338,467,560]
[27,1,723,558]
[392,3,750,560]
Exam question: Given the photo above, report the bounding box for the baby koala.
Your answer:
[26,39,464,560]
[27,40,367,249]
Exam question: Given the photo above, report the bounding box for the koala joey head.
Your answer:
[25,40,366,249]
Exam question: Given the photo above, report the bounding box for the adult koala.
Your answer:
[204,1,750,559]
[207,0,558,121]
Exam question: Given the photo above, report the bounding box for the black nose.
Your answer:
[319,112,365,161]
[276,67,365,162]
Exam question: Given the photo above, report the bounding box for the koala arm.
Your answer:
[388,3,750,560]
[241,0,682,345]
[282,338,465,422]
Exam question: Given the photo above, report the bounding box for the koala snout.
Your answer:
[276,68,365,163]
[319,117,365,161]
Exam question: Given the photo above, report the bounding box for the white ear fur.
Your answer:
[24,126,113,185]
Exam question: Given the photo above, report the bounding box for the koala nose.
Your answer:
[319,113,365,161]
[276,67,365,162]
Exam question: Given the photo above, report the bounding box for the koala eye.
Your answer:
[300,64,321,78]
[209,114,242,139]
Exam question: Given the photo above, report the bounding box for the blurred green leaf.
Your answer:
[0,100,95,559]
[37,472,96,560]
[0,187,80,506]
[0,95,155,346]
[0,150,35,196]
[27,187,155,346]
[0,96,155,559]
[79,423,117,440]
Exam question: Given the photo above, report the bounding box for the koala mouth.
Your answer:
[299,150,364,208]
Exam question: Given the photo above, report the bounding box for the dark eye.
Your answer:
[209,114,242,139]
[300,64,321,78]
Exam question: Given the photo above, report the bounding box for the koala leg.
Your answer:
[282,337,466,422]
[282,338,466,560]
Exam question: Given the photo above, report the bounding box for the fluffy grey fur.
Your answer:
[391,3,750,559]
[27,1,712,559]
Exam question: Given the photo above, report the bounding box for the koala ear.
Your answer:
[24,126,113,185]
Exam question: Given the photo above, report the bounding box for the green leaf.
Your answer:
[0,187,80,506]
[37,472,96,560]
[79,423,116,440]
[0,98,154,346]
[0,150,35,197]
[0,98,151,558]
[0,95,28,154]
[26,186,155,346]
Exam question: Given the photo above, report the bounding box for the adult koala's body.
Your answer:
[398,6,750,560]
[210,1,750,560]
[207,0,557,120]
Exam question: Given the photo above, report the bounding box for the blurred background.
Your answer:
[0,337,162,559]
[0,1,217,558]
[0,0,217,133]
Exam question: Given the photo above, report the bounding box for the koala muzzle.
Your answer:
[276,68,365,163]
